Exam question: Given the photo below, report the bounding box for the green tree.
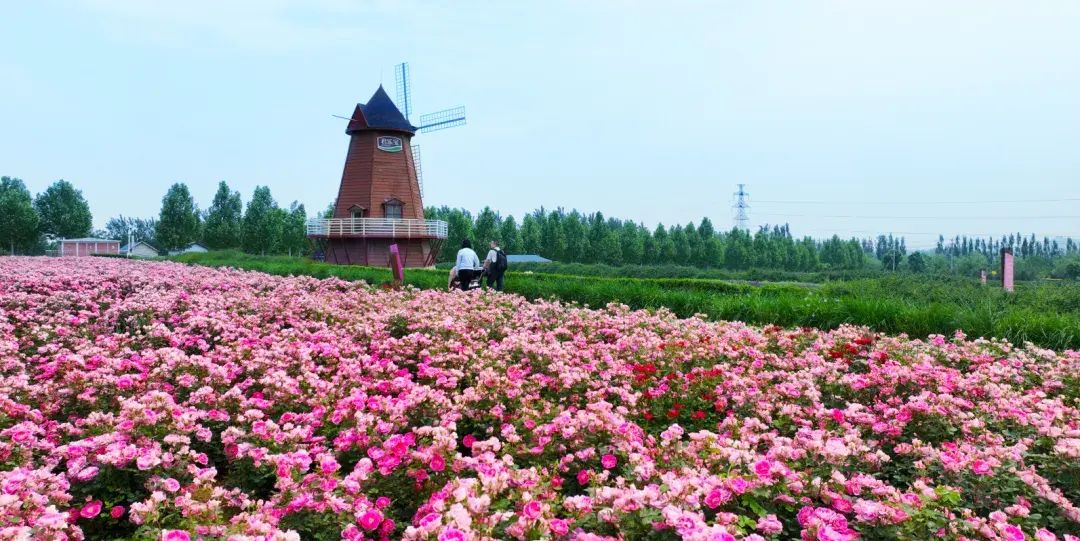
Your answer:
[474,207,501,248]
[499,215,522,254]
[241,186,280,255]
[281,202,308,256]
[540,210,567,260]
[520,213,542,255]
[0,176,41,254]
[907,251,927,273]
[441,208,474,262]
[155,183,200,251]
[34,180,92,239]
[619,221,645,265]
[562,211,590,262]
[203,181,243,249]
[105,216,157,245]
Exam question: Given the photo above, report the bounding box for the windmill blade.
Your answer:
[411,144,424,197]
[418,106,466,133]
[394,62,412,122]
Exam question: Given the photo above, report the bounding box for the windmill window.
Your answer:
[384,200,403,219]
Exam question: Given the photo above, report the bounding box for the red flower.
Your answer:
[666,408,679,419]
[691,410,706,421]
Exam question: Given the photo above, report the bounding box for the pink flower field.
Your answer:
[1,257,1078,541]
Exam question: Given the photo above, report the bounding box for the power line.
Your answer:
[754,197,1080,205]
[755,212,1080,220]
[732,184,750,231]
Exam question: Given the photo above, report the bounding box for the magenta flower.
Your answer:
[522,500,542,520]
[161,530,191,541]
[358,509,382,531]
[577,469,591,485]
[550,518,569,535]
[601,454,617,469]
[79,500,102,519]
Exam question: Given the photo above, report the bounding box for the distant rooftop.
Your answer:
[61,238,118,243]
[507,254,552,264]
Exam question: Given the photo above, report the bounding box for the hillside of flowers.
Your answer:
[1,257,1078,541]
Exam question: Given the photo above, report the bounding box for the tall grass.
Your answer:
[172,251,1080,350]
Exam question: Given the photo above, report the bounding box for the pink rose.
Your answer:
[430,454,446,472]
[1035,529,1057,541]
[550,518,569,535]
[376,496,391,509]
[1002,525,1026,541]
[523,500,542,520]
[80,500,102,519]
[163,478,181,492]
[757,514,783,534]
[705,488,731,509]
[728,477,750,494]
[438,527,466,541]
[601,454,617,469]
[754,459,772,478]
[10,429,31,444]
[463,434,476,448]
[576,469,590,485]
[110,505,125,519]
[971,460,992,476]
[320,456,340,474]
[359,509,382,531]
[162,530,191,541]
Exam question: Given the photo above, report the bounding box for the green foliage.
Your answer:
[173,252,1080,350]
[907,251,927,273]
[33,179,92,239]
[155,183,200,251]
[241,186,281,255]
[0,176,41,254]
[104,215,157,247]
[281,202,309,256]
[202,181,243,250]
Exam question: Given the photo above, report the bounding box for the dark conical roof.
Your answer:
[346,85,416,135]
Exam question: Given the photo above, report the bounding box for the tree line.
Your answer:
[0,177,308,256]
[424,206,1080,277]
[2,175,1076,279]
[427,206,867,271]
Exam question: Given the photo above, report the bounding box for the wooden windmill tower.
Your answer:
[307,62,465,267]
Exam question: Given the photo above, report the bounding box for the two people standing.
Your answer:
[450,239,507,291]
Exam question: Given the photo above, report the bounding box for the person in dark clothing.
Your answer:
[483,240,507,291]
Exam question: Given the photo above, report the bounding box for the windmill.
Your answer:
[315,61,464,267]
[394,61,466,196]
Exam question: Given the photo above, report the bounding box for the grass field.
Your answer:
[172,251,1080,350]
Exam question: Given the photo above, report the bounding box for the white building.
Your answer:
[120,241,160,258]
[168,243,209,256]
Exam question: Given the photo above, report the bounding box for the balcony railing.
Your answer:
[306,217,448,239]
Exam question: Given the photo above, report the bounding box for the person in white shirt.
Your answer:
[453,239,482,290]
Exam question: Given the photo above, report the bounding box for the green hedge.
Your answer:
[171,251,1080,350]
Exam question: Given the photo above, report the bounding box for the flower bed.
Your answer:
[0,257,1078,540]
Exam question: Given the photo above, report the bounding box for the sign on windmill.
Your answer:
[308,61,466,268]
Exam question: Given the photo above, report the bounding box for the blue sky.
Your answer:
[2,1,1078,247]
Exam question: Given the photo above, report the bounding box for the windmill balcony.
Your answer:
[306,217,448,239]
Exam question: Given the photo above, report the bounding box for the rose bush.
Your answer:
[0,257,1077,540]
